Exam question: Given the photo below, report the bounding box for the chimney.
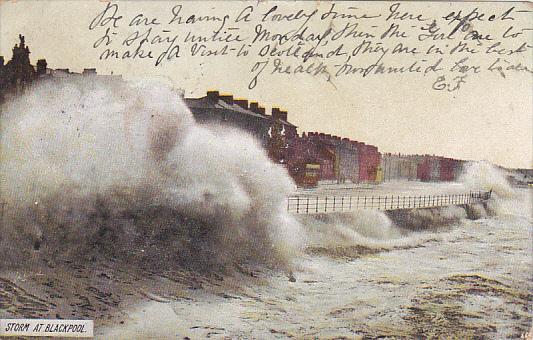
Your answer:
[207,90,219,102]
[36,59,47,75]
[0,56,4,67]
[82,68,97,76]
[249,102,259,113]
[319,133,325,138]
[272,107,281,120]
[234,99,248,109]
[219,94,234,105]
[280,110,288,121]
[250,102,265,115]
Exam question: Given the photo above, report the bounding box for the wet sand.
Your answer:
[0,259,260,329]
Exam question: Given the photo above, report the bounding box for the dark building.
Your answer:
[183,91,297,155]
[0,35,44,102]
[268,107,297,164]
[354,142,381,183]
[184,91,271,147]
[286,133,336,185]
[271,107,297,140]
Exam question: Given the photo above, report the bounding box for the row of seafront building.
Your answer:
[0,35,466,187]
[182,89,466,186]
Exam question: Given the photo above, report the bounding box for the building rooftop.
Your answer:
[184,92,297,128]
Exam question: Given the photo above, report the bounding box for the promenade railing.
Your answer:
[287,190,492,214]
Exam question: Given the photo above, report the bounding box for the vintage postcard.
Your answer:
[0,1,531,339]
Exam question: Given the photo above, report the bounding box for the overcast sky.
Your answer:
[1,1,531,169]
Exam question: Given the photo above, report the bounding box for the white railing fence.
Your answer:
[287,190,492,214]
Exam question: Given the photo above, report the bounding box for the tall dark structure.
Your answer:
[2,35,35,88]
[0,35,44,102]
